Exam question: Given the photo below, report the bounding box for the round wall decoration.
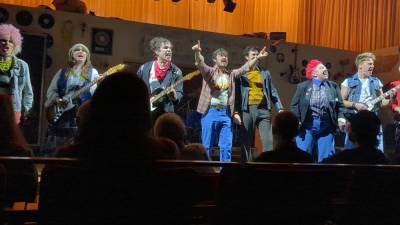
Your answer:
[38,13,55,29]
[0,7,9,23]
[16,10,33,26]
[91,28,113,55]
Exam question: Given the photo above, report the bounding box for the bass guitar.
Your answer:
[150,70,200,111]
[46,64,126,124]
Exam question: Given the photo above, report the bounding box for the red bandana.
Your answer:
[154,61,171,81]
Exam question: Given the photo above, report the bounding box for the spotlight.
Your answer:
[207,0,216,3]
[223,0,236,13]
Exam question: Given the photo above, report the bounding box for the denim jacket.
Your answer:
[137,61,183,113]
[345,73,381,115]
[9,56,33,114]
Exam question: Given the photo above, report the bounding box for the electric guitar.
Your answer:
[358,84,400,112]
[150,70,200,111]
[46,64,126,124]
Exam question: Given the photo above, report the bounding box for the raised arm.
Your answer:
[231,46,269,79]
[192,40,204,66]
[248,46,269,69]
[192,40,212,79]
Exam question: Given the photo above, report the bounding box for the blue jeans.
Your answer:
[201,108,232,162]
[296,116,335,162]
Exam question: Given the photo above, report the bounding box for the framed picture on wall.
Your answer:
[91,28,113,55]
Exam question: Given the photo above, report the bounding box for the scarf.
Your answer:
[154,60,170,81]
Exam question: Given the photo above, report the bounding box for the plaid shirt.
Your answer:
[310,80,329,116]
[196,60,250,116]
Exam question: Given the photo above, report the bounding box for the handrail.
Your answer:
[0,156,80,165]
[0,157,398,170]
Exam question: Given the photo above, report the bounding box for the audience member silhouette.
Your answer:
[154,112,207,157]
[323,110,389,164]
[0,93,38,207]
[40,72,191,225]
[255,110,313,163]
[154,112,214,173]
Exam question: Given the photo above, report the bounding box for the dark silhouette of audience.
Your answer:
[153,112,208,159]
[0,94,38,207]
[255,110,313,163]
[154,113,215,173]
[323,110,389,164]
[39,72,195,225]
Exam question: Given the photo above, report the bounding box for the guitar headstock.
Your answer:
[104,64,126,76]
[183,70,200,81]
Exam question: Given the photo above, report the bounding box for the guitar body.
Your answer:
[46,95,78,124]
[150,87,166,112]
[149,70,201,113]
[357,96,376,112]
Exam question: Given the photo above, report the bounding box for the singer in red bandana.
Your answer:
[137,37,183,121]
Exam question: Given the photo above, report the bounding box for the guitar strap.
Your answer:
[79,68,93,103]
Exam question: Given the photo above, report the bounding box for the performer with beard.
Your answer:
[192,40,268,162]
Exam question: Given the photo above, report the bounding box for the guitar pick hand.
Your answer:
[354,102,367,111]
[56,98,68,107]
[167,88,177,101]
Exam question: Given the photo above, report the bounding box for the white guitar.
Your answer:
[358,84,400,111]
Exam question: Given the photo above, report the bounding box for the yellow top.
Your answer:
[0,58,12,73]
[247,70,264,105]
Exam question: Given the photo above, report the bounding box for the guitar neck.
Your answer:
[150,70,200,103]
[67,64,125,100]
[152,79,183,102]
[71,78,101,99]
[369,86,398,106]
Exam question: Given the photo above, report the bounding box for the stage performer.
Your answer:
[0,23,33,124]
[341,52,389,152]
[43,43,99,155]
[192,40,268,162]
[137,36,183,122]
[291,59,345,162]
[233,45,283,162]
